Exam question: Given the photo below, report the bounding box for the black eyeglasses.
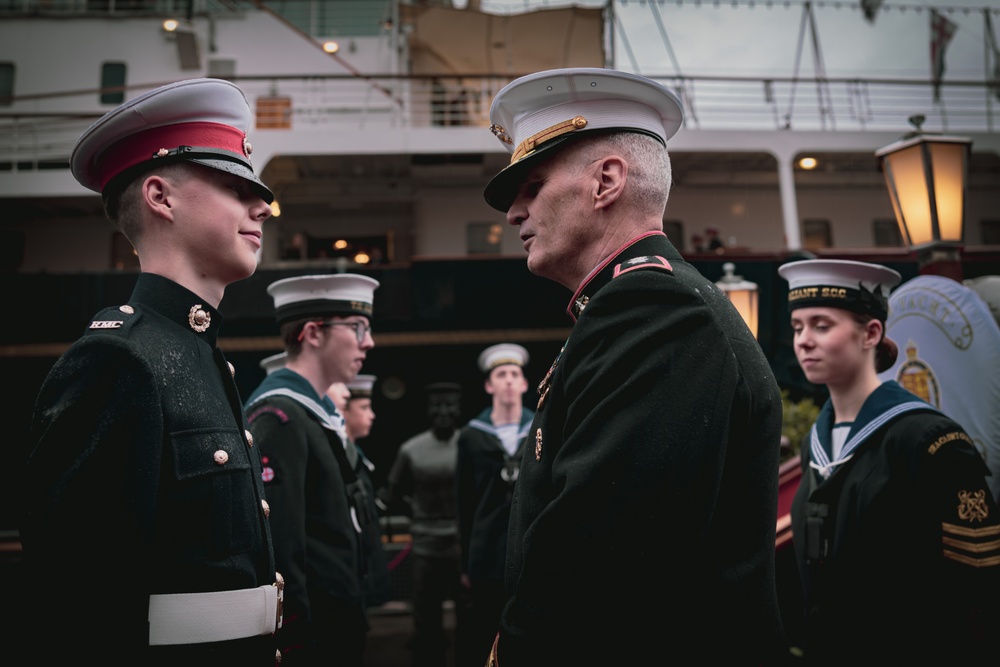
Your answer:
[321,320,372,344]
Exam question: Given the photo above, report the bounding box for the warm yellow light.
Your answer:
[270,200,281,217]
[798,157,818,170]
[323,41,340,54]
[334,239,348,250]
[716,262,759,339]
[162,19,179,32]
[876,134,969,248]
[354,252,371,264]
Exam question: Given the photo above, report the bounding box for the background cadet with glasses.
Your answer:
[245,273,381,667]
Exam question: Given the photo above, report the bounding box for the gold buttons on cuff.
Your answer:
[262,499,270,518]
[213,450,229,465]
[245,430,254,447]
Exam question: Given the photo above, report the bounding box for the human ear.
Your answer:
[142,174,174,221]
[594,156,626,209]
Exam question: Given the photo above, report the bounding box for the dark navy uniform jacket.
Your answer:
[791,381,1000,665]
[19,273,277,665]
[246,370,379,666]
[499,232,787,665]
[456,406,535,582]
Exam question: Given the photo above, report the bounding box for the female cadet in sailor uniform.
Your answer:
[781,259,1000,666]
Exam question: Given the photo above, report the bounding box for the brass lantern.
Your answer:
[875,115,970,252]
[716,262,759,339]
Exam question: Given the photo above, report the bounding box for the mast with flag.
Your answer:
[931,9,958,103]
[986,8,1000,102]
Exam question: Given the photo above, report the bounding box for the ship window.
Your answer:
[0,63,13,106]
[872,218,903,247]
[981,219,1000,245]
[467,222,503,254]
[802,219,832,250]
[663,220,685,251]
[100,62,126,105]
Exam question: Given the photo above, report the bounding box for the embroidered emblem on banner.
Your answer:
[957,489,990,522]
[896,340,941,408]
[612,255,672,278]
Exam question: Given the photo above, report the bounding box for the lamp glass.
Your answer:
[716,262,759,338]
[928,141,966,243]
[724,287,758,338]
[878,135,969,249]
[882,143,932,246]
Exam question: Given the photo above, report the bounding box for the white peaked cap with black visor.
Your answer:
[778,259,902,321]
[484,68,684,212]
[478,343,529,374]
[71,78,273,203]
[267,274,380,327]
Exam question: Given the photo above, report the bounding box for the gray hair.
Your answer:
[591,131,672,216]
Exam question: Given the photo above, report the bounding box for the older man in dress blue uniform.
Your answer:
[482,68,788,666]
[19,78,281,665]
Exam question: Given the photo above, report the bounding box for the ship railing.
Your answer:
[2,73,999,169]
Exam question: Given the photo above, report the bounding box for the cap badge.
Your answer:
[512,116,588,163]
[490,124,513,145]
[242,135,252,158]
[188,304,211,333]
[155,148,169,158]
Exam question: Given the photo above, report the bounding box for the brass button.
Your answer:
[228,361,236,378]
[119,305,134,314]
[213,450,229,465]
[245,429,254,447]
[262,499,270,518]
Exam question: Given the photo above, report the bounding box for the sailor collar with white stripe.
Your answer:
[808,380,939,480]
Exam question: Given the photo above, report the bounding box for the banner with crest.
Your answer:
[880,275,1000,503]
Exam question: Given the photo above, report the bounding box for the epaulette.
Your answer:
[612,255,673,278]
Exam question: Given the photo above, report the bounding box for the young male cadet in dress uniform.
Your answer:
[455,343,534,667]
[18,78,281,665]
[343,374,393,610]
[780,259,1000,665]
[245,274,382,667]
[482,68,788,666]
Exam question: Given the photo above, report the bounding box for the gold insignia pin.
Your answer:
[188,304,211,332]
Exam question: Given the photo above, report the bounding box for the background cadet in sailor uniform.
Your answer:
[481,68,787,666]
[341,374,393,610]
[17,79,280,664]
[244,274,381,667]
[455,343,534,667]
[781,259,1000,665]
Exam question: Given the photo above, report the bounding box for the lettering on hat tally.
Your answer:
[788,286,849,301]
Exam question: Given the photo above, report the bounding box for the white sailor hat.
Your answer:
[484,67,684,212]
[346,374,376,399]
[71,78,273,203]
[478,343,529,374]
[267,273,380,326]
[778,259,902,320]
[259,351,288,375]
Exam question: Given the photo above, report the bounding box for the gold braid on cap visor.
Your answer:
[497,116,589,164]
